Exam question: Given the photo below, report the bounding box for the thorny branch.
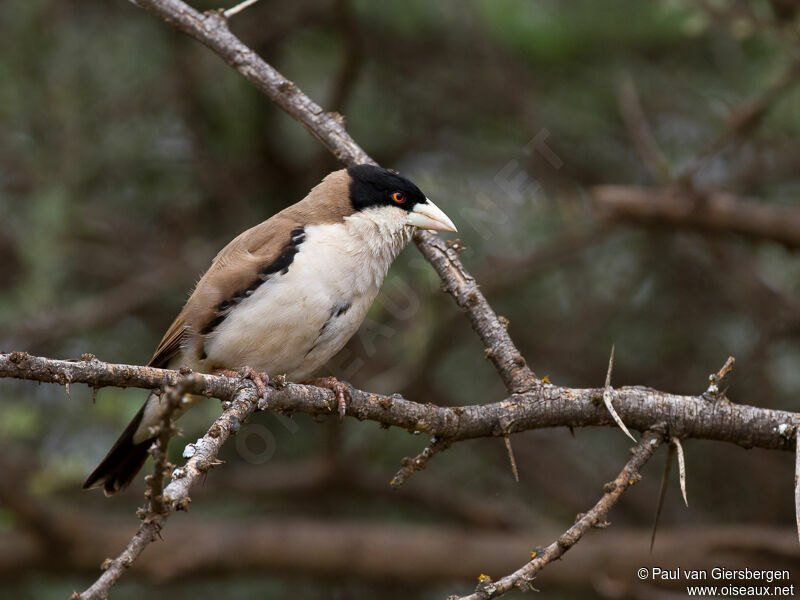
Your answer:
[2,352,798,453]
[449,429,665,600]
[145,383,183,515]
[128,0,539,397]
[390,436,452,489]
[1,351,797,596]
[73,382,259,600]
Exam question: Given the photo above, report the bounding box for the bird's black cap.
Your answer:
[347,164,427,212]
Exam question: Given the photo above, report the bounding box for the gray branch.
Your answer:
[450,428,665,599]
[2,352,797,452]
[72,382,259,600]
[127,0,538,396]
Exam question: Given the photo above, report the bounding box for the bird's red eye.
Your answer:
[392,192,405,203]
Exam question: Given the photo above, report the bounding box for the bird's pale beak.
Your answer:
[406,198,458,232]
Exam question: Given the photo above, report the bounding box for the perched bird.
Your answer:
[84,165,457,496]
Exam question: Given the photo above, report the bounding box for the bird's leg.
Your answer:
[216,366,270,402]
[302,376,350,421]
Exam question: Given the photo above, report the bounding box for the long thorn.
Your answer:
[224,0,262,18]
[672,437,688,507]
[603,345,636,442]
[504,435,520,483]
[650,443,675,552]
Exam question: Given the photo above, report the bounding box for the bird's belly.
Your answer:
[200,238,382,380]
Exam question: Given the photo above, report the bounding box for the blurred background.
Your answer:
[2,0,800,598]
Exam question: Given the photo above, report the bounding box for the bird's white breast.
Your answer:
[200,207,412,380]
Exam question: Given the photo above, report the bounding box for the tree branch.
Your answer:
[73,383,259,600]
[592,184,800,249]
[449,428,665,600]
[3,517,793,590]
[127,0,539,396]
[390,436,452,489]
[2,353,798,453]
[676,53,800,183]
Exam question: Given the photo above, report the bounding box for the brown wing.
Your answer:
[148,313,187,368]
[146,170,353,369]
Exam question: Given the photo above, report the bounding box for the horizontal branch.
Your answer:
[0,351,239,398]
[593,184,800,249]
[2,353,797,452]
[4,514,794,590]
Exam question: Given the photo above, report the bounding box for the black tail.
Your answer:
[83,401,153,496]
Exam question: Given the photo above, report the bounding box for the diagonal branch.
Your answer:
[127,0,538,396]
[390,436,452,489]
[73,384,259,600]
[449,428,665,600]
[676,54,800,184]
[413,233,538,393]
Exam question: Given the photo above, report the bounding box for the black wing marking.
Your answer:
[200,227,306,336]
[305,300,352,357]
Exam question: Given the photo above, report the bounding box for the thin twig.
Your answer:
[504,435,520,483]
[390,436,452,489]
[616,73,671,183]
[704,356,736,401]
[71,520,160,600]
[602,345,636,442]
[448,428,665,600]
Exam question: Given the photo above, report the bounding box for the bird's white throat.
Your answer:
[336,205,414,287]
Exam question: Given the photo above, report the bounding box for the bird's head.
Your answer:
[347,164,457,233]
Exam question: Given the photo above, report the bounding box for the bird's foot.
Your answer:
[241,366,270,402]
[217,367,270,403]
[302,376,350,421]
